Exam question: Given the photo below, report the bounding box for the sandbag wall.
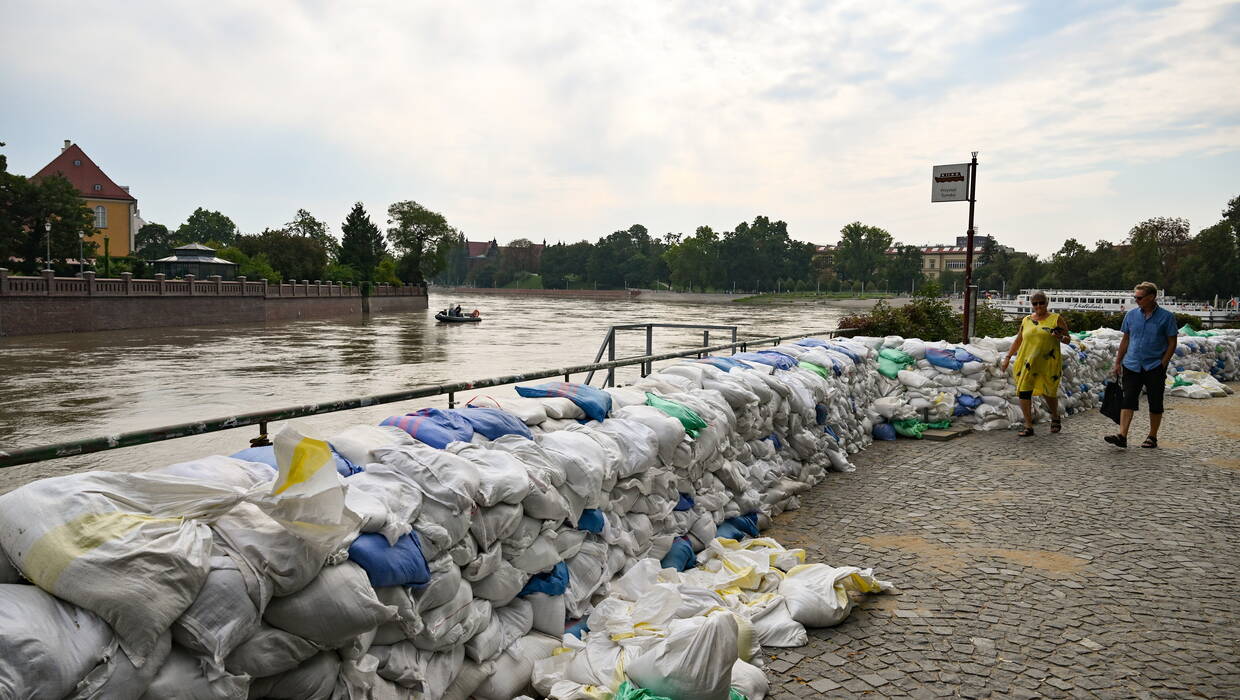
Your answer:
[0,327,1235,700]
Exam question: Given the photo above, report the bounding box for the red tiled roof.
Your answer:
[467,241,494,257]
[32,143,136,202]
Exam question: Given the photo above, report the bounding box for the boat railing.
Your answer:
[0,326,851,470]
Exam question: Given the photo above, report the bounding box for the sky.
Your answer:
[2,0,1238,256]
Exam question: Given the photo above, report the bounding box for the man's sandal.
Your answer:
[1018,427,1035,437]
[1050,418,1062,434]
[1104,434,1127,448]
[1141,436,1158,449]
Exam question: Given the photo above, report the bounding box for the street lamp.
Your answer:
[44,221,52,271]
[78,232,86,276]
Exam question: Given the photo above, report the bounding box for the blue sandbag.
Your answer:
[828,343,863,364]
[453,407,534,440]
[795,338,830,348]
[520,561,570,597]
[872,422,897,441]
[230,445,362,477]
[822,423,840,441]
[576,509,605,533]
[925,347,964,370]
[347,532,430,588]
[953,347,981,363]
[764,433,783,450]
[565,618,590,639]
[695,356,748,372]
[725,514,760,538]
[659,537,697,572]
[715,521,747,541]
[516,382,612,422]
[733,351,799,370]
[815,404,830,425]
[674,493,694,511]
[380,408,474,448]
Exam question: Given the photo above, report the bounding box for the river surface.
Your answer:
[0,292,859,491]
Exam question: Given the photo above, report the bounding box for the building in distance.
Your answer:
[32,140,144,257]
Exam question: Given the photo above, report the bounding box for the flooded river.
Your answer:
[0,291,862,491]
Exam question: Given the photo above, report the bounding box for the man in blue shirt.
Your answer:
[1105,281,1178,449]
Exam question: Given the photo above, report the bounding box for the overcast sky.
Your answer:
[3,1,1238,254]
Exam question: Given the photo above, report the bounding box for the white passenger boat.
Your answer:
[991,289,1239,326]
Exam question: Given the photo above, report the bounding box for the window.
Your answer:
[946,260,965,270]
[73,159,82,166]
[93,184,103,191]
[94,205,107,228]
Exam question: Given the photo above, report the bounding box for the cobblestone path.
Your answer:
[763,387,1240,699]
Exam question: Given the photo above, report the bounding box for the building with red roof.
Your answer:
[32,141,142,257]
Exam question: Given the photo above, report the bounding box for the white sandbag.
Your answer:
[374,585,425,641]
[535,432,610,510]
[465,598,534,662]
[443,659,495,700]
[540,397,587,419]
[731,659,769,700]
[374,445,480,513]
[506,534,561,574]
[446,442,533,506]
[171,552,263,665]
[471,503,525,549]
[779,563,890,628]
[604,386,650,409]
[413,555,463,613]
[329,424,415,466]
[625,611,739,700]
[469,557,528,606]
[264,562,396,649]
[0,584,115,699]
[467,394,550,425]
[224,625,318,678]
[594,418,661,478]
[247,650,339,699]
[0,471,253,667]
[71,630,171,699]
[473,632,562,700]
[372,643,464,696]
[155,455,276,490]
[140,645,249,700]
[615,404,687,466]
[0,549,21,584]
[413,580,487,651]
[462,541,503,582]
[897,369,931,388]
[342,464,424,545]
[213,502,331,598]
[526,592,568,636]
[746,595,807,648]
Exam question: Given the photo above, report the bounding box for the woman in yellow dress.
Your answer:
[1001,290,1072,436]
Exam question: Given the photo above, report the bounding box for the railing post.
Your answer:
[731,327,738,355]
[156,273,166,295]
[701,330,709,358]
[84,270,96,296]
[42,269,55,296]
[644,325,653,376]
[237,275,247,296]
[260,279,269,297]
[121,271,132,295]
[210,275,222,295]
[0,268,8,296]
[185,274,196,296]
[607,328,616,388]
[315,280,322,297]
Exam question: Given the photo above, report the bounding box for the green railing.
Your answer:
[0,328,850,469]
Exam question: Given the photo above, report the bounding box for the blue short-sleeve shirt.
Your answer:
[1120,306,1177,371]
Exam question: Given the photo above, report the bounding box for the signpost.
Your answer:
[932,153,978,341]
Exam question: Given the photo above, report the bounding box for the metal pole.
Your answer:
[44,222,52,271]
[103,236,110,277]
[962,151,978,342]
[606,328,615,388]
[644,325,653,376]
[78,234,84,276]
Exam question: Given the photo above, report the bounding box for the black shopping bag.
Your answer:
[1101,381,1123,424]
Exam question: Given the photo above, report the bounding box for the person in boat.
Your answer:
[470,309,480,318]
[1001,290,1071,437]
[1106,281,1178,449]
[451,304,463,317]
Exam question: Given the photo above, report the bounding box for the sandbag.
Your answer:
[247,650,339,700]
[380,407,475,448]
[171,552,263,664]
[473,632,561,700]
[625,611,739,700]
[779,563,889,628]
[224,625,319,678]
[0,584,115,699]
[466,395,549,426]
[328,424,415,466]
[516,382,613,422]
[347,532,431,588]
[264,562,396,649]
[140,645,249,699]
[455,406,535,440]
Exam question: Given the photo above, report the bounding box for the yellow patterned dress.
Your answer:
[1012,313,1063,397]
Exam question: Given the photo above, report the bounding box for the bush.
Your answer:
[839,282,1020,341]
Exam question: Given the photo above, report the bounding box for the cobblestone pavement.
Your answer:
[762,387,1240,699]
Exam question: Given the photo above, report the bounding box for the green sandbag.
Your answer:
[798,360,829,379]
[1071,331,1090,340]
[877,348,914,379]
[1179,324,1201,337]
[925,420,952,430]
[645,393,709,438]
[891,418,926,439]
[1171,375,1194,388]
[614,681,748,700]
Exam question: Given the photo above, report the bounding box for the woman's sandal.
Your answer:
[1051,418,1062,434]
[1018,427,1035,437]
[1104,434,1128,448]
[1141,435,1158,449]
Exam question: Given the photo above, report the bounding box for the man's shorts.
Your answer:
[1121,366,1166,414]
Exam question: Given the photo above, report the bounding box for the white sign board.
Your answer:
[931,163,970,202]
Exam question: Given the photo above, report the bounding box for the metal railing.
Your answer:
[585,323,741,388]
[0,327,851,469]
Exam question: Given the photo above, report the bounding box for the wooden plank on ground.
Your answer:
[922,426,973,441]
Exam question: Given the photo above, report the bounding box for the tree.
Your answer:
[1125,217,1191,293]
[833,222,893,288]
[1047,238,1091,289]
[135,223,178,259]
[386,200,458,285]
[540,241,594,288]
[1179,221,1238,300]
[718,216,810,292]
[216,245,281,281]
[177,208,237,246]
[234,229,327,281]
[884,244,924,293]
[338,202,387,281]
[287,208,339,260]
[498,238,539,286]
[0,143,97,272]
[664,226,722,291]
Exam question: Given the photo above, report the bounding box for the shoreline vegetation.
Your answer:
[732,291,895,305]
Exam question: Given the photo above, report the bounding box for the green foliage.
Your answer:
[234,229,326,281]
[834,222,892,287]
[215,246,281,281]
[339,202,387,282]
[883,244,924,293]
[286,208,339,261]
[840,281,963,342]
[177,207,237,246]
[373,256,401,285]
[0,144,96,273]
[135,222,178,259]
[324,262,359,283]
[664,226,722,291]
[386,200,458,285]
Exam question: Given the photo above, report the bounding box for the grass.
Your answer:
[733,291,896,304]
